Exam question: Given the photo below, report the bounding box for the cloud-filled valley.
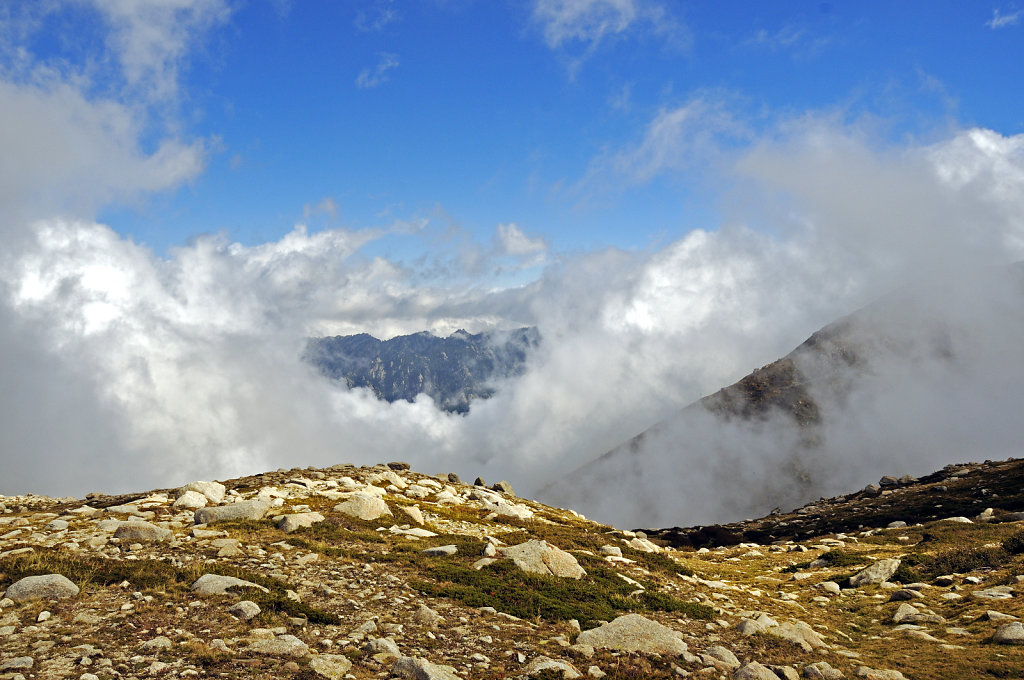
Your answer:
[3,119,1023,529]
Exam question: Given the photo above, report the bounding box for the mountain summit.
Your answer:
[305,328,539,414]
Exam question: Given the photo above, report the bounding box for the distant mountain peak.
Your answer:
[304,327,539,414]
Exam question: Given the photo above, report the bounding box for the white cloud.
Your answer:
[986,7,1022,28]
[497,223,546,257]
[582,95,748,189]
[355,0,399,32]
[0,78,206,226]
[533,0,639,48]
[531,0,688,74]
[87,0,232,101]
[356,52,400,89]
[303,197,340,219]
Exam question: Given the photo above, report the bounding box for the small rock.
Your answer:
[849,559,901,587]
[523,655,582,678]
[114,521,172,543]
[172,491,209,510]
[194,500,271,525]
[577,614,687,655]
[412,604,444,629]
[400,506,425,525]
[803,661,844,679]
[178,481,227,504]
[0,657,33,671]
[703,645,740,669]
[309,654,353,679]
[228,600,261,621]
[191,574,268,596]
[247,634,310,658]
[499,540,586,579]
[392,655,462,680]
[734,662,783,680]
[492,480,515,495]
[993,621,1024,645]
[333,493,392,521]
[422,545,458,557]
[4,574,79,603]
[274,512,325,533]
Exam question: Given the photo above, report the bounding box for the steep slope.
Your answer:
[1,458,1023,679]
[304,328,539,413]
[543,264,1024,529]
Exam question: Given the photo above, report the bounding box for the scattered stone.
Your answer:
[703,645,740,669]
[734,662,782,680]
[0,657,33,671]
[577,614,688,655]
[113,520,172,543]
[849,559,901,587]
[274,512,325,533]
[140,636,173,652]
[4,574,79,603]
[973,586,1014,600]
[172,490,209,510]
[499,540,586,579]
[228,600,261,621]
[523,656,582,678]
[993,622,1024,645]
[803,661,844,679]
[422,545,458,557]
[412,604,444,629]
[333,493,392,521]
[190,574,268,596]
[401,505,425,525]
[387,461,411,470]
[309,654,353,678]
[392,655,463,680]
[888,588,922,601]
[179,481,227,504]
[986,610,1019,621]
[194,499,271,525]
[247,634,310,658]
[765,621,830,652]
[492,480,515,495]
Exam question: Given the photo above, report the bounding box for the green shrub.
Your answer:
[1003,530,1024,555]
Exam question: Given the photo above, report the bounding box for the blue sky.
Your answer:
[18,0,1020,257]
[3,1,1024,503]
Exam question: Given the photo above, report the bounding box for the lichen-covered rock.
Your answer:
[392,655,463,680]
[178,481,227,504]
[523,655,582,678]
[576,614,688,655]
[309,654,354,678]
[194,499,271,525]
[734,662,782,680]
[849,559,901,587]
[498,540,586,579]
[190,574,268,596]
[246,634,310,658]
[114,520,172,542]
[274,512,325,533]
[173,490,209,509]
[4,574,79,603]
[993,621,1024,645]
[333,493,392,521]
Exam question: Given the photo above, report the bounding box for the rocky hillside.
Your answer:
[304,328,539,414]
[2,459,1023,679]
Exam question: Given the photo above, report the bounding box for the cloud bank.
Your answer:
[3,4,1024,530]
[2,118,1023,528]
